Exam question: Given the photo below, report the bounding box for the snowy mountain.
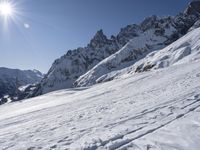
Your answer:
[37,29,119,94]
[32,1,200,94]
[0,68,43,104]
[75,15,200,87]
[0,54,200,149]
[134,21,200,72]
[76,19,200,86]
[1,1,200,149]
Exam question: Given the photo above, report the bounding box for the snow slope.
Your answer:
[134,23,200,73]
[0,59,200,149]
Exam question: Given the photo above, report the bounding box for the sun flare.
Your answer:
[0,2,14,18]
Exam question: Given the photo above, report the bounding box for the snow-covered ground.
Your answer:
[0,58,200,150]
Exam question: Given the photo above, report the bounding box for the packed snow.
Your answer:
[0,59,200,149]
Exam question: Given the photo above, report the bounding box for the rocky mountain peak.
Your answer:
[116,24,140,46]
[140,15,159,30]
[89,29,110,48]
[184,1,200,15]
[95,29,104,36]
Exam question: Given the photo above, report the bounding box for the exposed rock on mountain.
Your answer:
[38,29,119,94]
[80,19,200,84]
[184,1,200,15]
[75,14,200,87]
[134,23,200,73]
[0,68,43,104]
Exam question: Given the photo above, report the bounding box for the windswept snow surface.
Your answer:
[0,60,200,149]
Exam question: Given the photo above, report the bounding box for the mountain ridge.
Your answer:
[21,1,200,97]
[0,68,43,104]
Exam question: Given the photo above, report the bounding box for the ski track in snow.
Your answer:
[0,61,200,150]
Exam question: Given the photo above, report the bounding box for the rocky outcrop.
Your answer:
[184,1,200,15]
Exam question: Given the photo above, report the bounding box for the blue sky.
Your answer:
[0,0,192,73]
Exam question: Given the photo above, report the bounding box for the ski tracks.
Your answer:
[81,93,200,150]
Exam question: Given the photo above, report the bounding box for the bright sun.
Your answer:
[0,2,13,18]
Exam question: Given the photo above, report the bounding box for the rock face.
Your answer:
[0,68,43,104]
[27,2,200,95]
[184,1,200,15]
